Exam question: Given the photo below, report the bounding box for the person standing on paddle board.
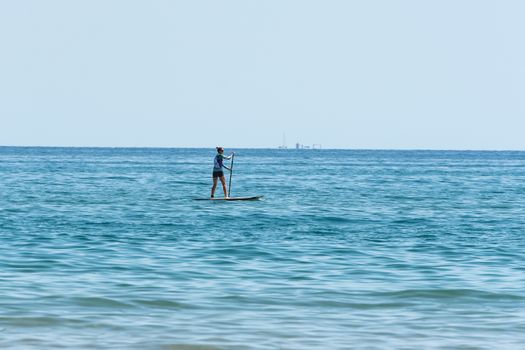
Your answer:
[211,147,234,198]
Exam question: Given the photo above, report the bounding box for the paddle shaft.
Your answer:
[228,153,234,197]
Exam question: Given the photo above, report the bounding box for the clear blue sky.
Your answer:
[1,0,524,149]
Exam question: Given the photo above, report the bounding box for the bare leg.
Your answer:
[219,175,228,198]
[211,177,218,198]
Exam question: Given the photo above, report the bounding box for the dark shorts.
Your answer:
[212,171,224,178]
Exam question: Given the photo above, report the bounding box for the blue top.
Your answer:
[213,153,231,172]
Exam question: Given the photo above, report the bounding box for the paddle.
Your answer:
[228,153,235,197]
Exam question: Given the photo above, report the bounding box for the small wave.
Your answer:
[161,344,225,350]
[391,217,433,224]
[314,300,413,309]
[317,216,355,224]
[0,316,65,327]
[132,299,194,310]
[71,297,134,308]
[373,289,525,301]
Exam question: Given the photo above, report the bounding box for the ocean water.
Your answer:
[1,147,524,350]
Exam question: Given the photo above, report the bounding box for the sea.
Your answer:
[0,147,524,350]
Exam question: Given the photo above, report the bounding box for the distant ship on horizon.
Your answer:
[278,133,321,149]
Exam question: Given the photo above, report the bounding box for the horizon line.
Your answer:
[1,145,524,152]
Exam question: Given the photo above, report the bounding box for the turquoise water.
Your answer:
[1,147,524,349]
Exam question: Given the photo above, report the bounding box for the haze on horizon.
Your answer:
[1,1,524,150]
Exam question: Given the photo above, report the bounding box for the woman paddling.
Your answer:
[211,147,234,198]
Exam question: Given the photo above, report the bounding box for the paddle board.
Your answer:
[194,196,263,201]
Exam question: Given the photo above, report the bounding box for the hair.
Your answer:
[216,146,224,153]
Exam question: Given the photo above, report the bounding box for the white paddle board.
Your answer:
[194,196,263,201]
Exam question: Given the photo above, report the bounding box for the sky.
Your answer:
[1,0,524,150]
